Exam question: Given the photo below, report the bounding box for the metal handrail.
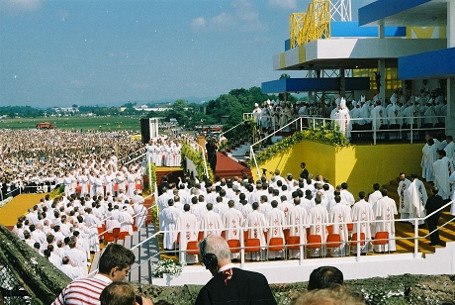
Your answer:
[219,120,251,139]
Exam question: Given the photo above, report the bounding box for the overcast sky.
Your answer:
[0,0,374,107]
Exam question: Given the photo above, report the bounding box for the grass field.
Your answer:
[0,115,143,131]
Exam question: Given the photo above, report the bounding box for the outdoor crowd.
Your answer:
[252,91,447,140]
[158,162,439,265]
[0,129,144,200]
[12,188,148,280]
[145,137,183,167]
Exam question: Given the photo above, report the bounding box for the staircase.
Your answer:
[382,178,455,255]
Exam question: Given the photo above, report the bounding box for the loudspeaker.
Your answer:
[140,118,150,144]
[200,238,218,270]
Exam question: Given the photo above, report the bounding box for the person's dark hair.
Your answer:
[307,266,344,291]
[381,188,388,196]
[341,182,348,190]
[98,244,135,275]
[100,282,136,305]
[373,183,380,191]
[359,191,366,199]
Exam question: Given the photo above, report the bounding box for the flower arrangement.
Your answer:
[251,125,348,166]
[153,259,183,278]
[180,141,214,181]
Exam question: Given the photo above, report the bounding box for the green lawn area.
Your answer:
[0,116,142,132]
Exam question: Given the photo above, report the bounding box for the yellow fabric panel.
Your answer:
[280,53,286,69]
[256,141,423,198]
[406,26,446,39]
[298,45,306,63]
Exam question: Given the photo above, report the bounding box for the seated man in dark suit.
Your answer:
[195,235,277,305]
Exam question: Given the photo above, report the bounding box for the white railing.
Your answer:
[248,115,446,177]
[157,200,454,267]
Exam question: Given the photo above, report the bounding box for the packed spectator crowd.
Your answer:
[0,129,145,200]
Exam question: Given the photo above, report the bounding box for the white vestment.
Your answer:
[405,178,427,225]
[175,212,198,264]
[286,205,308,258]
[397,178,411,219]
[373,196,398,251]
[328,203,351,256]
[433,157,454,200]
[265,208,286,259]
[160,206,182,250]
[200,211,223,237]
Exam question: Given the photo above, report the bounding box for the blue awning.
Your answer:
[398,47,455,79]
[261,77,370,93]
[359,0,430,26]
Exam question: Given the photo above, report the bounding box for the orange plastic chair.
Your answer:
[245,239,261,253]
[112,228,120,240]
[349,232,366,253]
[326,234,342,249]
[118,231,129,240]
[104,232,115,243]
[326,225,333,235]
[268,237,284,252]
[283,229,290,242]
[186,241,200,255]
[371,231,389,252]
[221,231,226,239]
[347,223,354,232]
[198,231,204,241]
[227,239,241,253]
[286,236,301,250]
[306,235,322,249]
[175,232,180,245]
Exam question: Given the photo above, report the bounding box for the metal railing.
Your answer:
[160,200,454,267]
[247,115,446,177]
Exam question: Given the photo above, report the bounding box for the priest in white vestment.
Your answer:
[405,174,427,225]
[421,137,438,182]
[175,204,199,264]
[245,202,267,261]
[199,203,223,237]
[433,150,454,200]
[397,173,411,220]
[286,198,308,259]
[372,189,398,252]
[444,135,455,159]
[160,199,182,250]
[328,195,351,256]
[265,200,286,259]
[351,191,375,253]
[308,197,329,257]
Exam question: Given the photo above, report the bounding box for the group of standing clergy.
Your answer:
[157,172,402,264]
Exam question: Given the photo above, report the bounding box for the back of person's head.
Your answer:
[307,266,344,291]
[358,191,365,200]
[199,235,231,268]
[100,282,136,305]
[341,182,348,190]
[98,244,135,275]
[183,204,190,212]
[381,188,388,197]
[292,288,364,305]
[373,183,380,191]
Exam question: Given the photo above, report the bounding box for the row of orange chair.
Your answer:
[98,225,138,244]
